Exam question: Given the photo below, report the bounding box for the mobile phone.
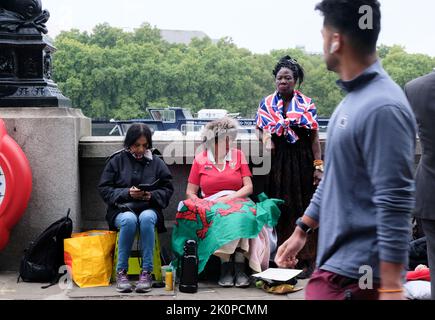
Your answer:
[138,179,160,192]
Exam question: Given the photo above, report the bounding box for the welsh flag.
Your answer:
[172,193,283,273]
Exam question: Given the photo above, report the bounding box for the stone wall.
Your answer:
[78,136,273,253]
[0,108,91,271]
[0,131,422,271]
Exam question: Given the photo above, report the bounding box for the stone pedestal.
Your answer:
[0,107,91,271]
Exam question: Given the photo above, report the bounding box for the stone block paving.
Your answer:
[0,272,307,300]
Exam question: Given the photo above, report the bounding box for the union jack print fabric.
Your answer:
[256,90,319,144]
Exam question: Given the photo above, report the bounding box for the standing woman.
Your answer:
[256,56,323,278]
[98,123,174,293]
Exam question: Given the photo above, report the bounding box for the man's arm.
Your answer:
[304,172,325,224]
[360,105,416,298]
[378,262,406,300]
[275,178,323,267]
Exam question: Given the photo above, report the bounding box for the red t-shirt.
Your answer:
[188,148,252,198]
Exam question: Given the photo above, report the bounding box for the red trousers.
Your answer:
[305,269,380,300]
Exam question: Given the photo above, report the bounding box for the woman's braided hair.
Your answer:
[273,55,305,87]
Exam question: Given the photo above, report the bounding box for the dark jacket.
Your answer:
[405,71,435,220]
[98,150,174,233]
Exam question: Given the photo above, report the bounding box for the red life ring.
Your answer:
[0,119,32,251]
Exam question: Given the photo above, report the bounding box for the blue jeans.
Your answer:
[114,209,157,272]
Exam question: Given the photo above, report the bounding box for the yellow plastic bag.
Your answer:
[64,230,116,288]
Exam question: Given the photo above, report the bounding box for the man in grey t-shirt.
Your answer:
[275,0,417,300]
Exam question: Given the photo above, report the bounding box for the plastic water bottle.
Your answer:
[179,240,198,293]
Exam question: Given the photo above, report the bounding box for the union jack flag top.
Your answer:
[255,90,319,144]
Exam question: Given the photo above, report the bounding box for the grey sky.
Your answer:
[43,0,435,56]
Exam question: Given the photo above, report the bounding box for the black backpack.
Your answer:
[18,209,73,288]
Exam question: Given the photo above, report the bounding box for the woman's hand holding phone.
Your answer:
[142,191,152,201]
[129,186,144,199]
[129,186,151,201]
[130,178,159,200]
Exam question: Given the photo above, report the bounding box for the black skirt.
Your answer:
[266,127,318,261]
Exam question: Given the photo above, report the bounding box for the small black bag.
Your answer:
[18,209,73,288]
[117,201,150,215]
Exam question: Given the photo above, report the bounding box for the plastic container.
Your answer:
[165,267,174,291]
[161,265,168,283]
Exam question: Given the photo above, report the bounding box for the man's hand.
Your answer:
[275,228,307,268]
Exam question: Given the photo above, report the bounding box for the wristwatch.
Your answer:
[296,217,313,235]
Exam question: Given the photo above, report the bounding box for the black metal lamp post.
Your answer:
[0,0,70,107]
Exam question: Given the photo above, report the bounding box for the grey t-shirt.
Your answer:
[305,60,417,282]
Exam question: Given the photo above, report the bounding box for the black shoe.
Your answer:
[218,262,234,287]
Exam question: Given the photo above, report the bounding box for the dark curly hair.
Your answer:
[315,0,381,55]
[273,55,305,87]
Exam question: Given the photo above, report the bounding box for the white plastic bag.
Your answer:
[404,281,432,300]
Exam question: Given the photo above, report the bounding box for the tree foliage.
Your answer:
[53,23,435,119]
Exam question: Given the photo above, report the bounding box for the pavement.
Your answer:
[0,272,308,300]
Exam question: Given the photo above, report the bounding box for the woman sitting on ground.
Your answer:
[172,117,281,288]
[98,123,174,294]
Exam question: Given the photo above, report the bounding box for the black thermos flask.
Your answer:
[179,239,198,293]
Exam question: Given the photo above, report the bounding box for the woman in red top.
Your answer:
[187,141,252,200]
[185,118,259,288]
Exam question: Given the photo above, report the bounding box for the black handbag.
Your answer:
[117,201,150,215]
